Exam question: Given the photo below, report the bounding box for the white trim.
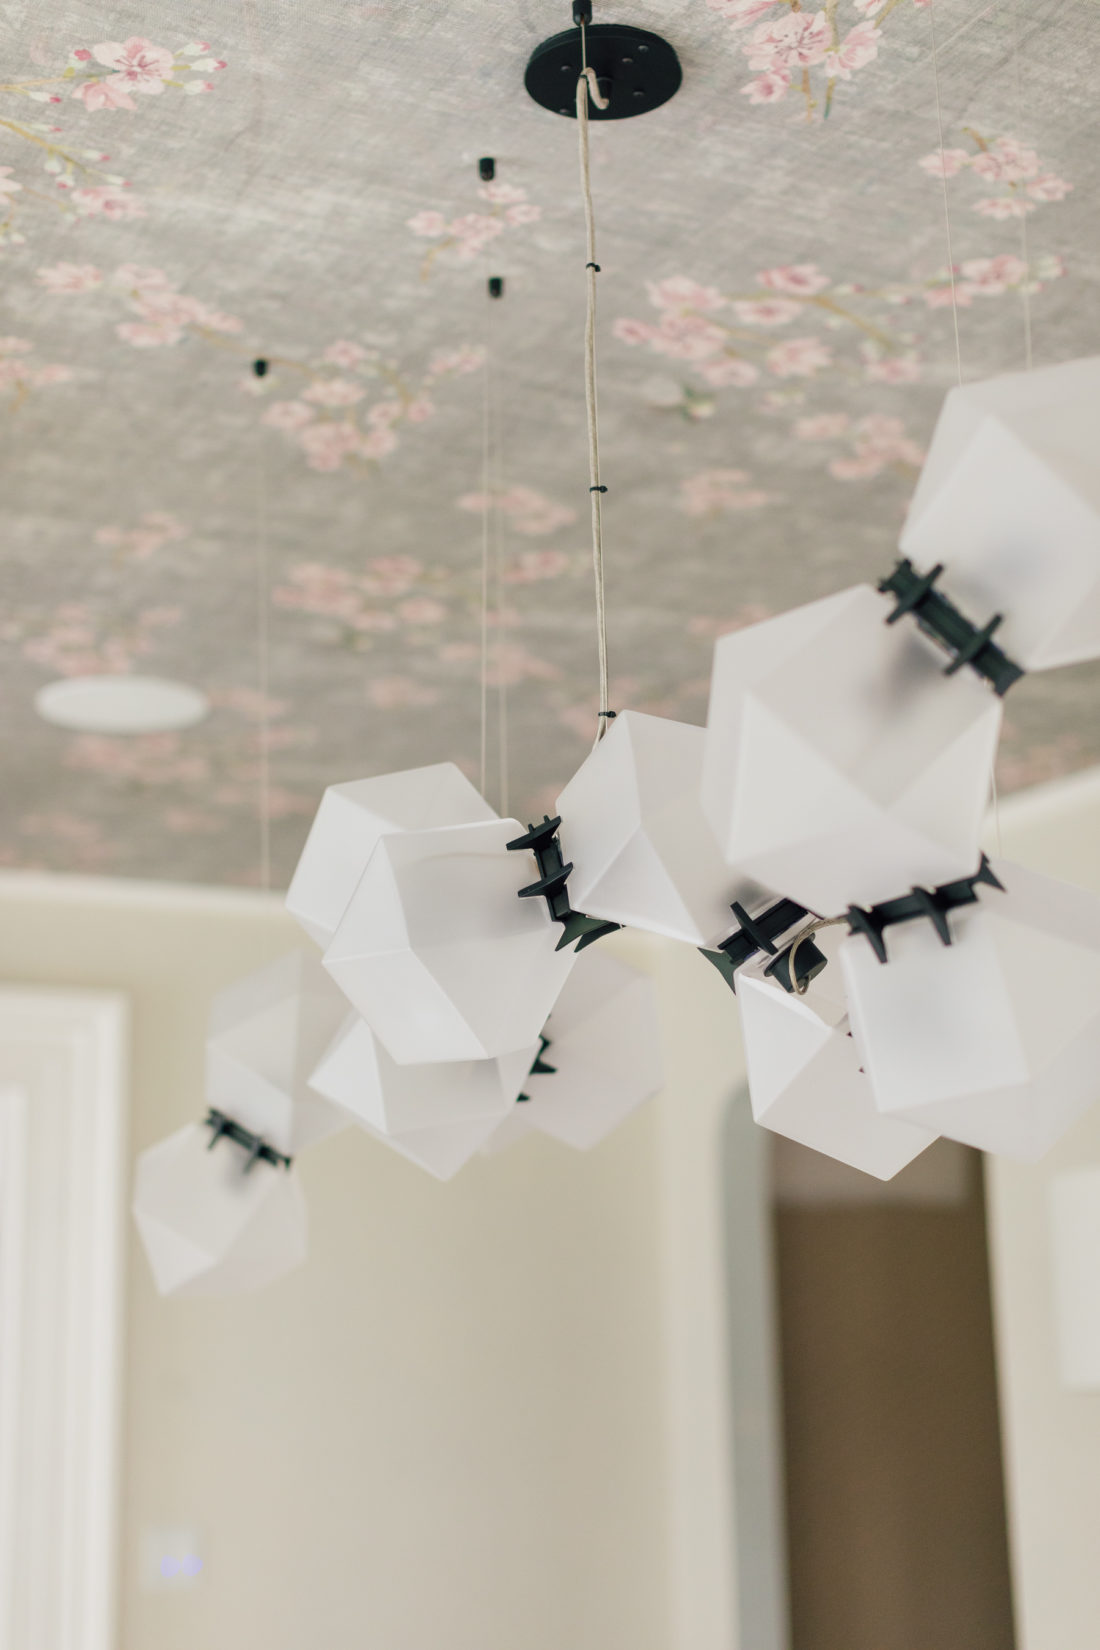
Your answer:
[0,866,286,916]
[0,989,129,1650]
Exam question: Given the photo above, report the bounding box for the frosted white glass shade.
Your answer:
[701,585,1002,915]
[1050,1167,1100,1390]
[307,1013,537,1133]
[205,950,351,1155]
[900,355,1100,670]
[555,710,761,946]
[286,762,495,947]
[322,818,576,1064]
[739,951,935,1180]
[841,859,1100,1161]
[361,1112,508,1180]
[133,1123,308,1296]
[483,949,664,1153]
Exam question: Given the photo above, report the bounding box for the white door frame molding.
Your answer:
[0,988,129,1650]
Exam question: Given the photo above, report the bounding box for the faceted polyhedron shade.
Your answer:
[841,859,1100,1161]
[484,948,664,1153]
[701,585,1002,915]
[358,1111,508,1180]
[286,762,496,947]
[555,710,762,946]
[322,818,576,1064]
[133,1123,308,1296]
[739,941,935,1180]
[900,355,1100,671]
[206,949,352,1155]
[307,1012,537,1134]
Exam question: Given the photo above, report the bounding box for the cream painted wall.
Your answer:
[0,872,747,1650]
[982,769,1100,1650]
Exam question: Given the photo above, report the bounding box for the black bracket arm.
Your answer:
[878,558,1024,696]
[507,816,622,953]
[204,1108,292,1173]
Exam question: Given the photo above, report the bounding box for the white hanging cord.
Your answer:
[928,0,964,389]
[479,298,492,800]
[1011,4,1034,371]
[576,24,612,745]
[489,283,510,816]
[253,366,272,890]
[786,917,851,997]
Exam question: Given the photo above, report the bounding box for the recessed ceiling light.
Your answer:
[35,675,210,734]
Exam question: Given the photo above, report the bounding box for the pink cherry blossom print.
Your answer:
[698,357,760,387]
[1027,174,1072,202]
[263,396,316,429]
[863,354,921,383]
[794,413,850,440]
[612,317,657,346]
[766,336,832,377]
[407,210,448,237]
[303,377,366,408]
[359,426,400,461]
[71,78,136,111]
[116,319,182,346]
[0,167,23,198]
[757,263,830,297]
[478,181,527,206]
[646,276,727,312]
[114,264,174,291]
[91,38,175,95]
[975,196,1035,219]
[367,676,439,709]
[708,0,782,25]
[681,469,770,517]
[742,71,791,103]
[918,148,970,178]
[37,262,102,293]
[743,10,831,71]
[322,340,368,368]
[825,21,880,80]
[427,346,484,376]
[396,598,447,626]
[732,297,802,326]
[71,185,144,220]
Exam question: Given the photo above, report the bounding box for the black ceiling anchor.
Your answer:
[507,815,621,952]
[879,558,1025,696]
[525,5,682,120]
[204,1108,291,1173]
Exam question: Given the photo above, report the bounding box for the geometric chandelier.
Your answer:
[133,4,1100,1296]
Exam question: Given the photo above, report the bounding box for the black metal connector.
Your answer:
[701,896,822,994]
[488,275,504,299]
[252,358,268,377]
[878,558,1025,697]
[845,854,1005,964]
[507,816,621,952]
[573,0,593,22]
[478,156,495,181]
[204,1108,291,1173]
[517,1033,557,1102]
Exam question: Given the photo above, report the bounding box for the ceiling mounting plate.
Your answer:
[524,23,682,119]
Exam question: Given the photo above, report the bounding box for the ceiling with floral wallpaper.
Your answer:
[1,0,1098,885]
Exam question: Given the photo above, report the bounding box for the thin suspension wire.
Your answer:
[492,344,510,816]
[254,423,272,890]
[928,0,964,388]
[479,293,492,800]
[1011,2,1034,370]
[577,25,612,744]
